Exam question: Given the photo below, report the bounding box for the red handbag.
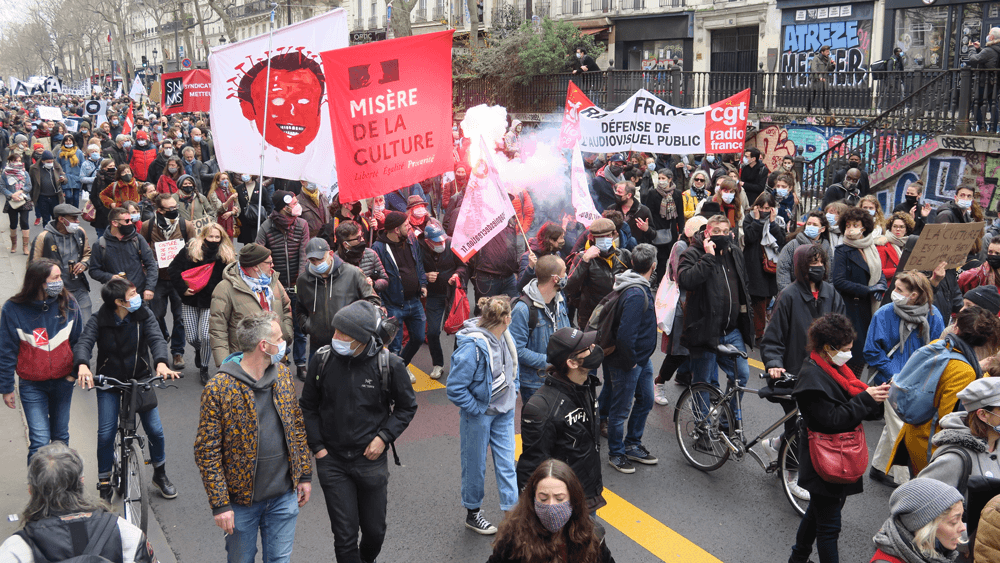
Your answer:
[444,287,470,335]
[808,424,868,484]
[181,263,215,294]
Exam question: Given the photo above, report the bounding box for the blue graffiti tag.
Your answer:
[783,21,860,54]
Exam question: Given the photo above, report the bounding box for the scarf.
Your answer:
[4,162,27,193]
[950,333,985,381]
[270,210,296,234]
[300,186,321,209]
[720,199,737,227]
[655,183,678,220]
[156,214,180,239]
[809,351,869,397]
[892,301,931,352]
[885,233,906,257]
[872,516,957,563]
[602,165,624,186]
[239,266,274,309]
[843,231,881,286]
[689,187,708,202]
[59,146,79,167]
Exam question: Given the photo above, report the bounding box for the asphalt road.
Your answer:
[1,219,899,562]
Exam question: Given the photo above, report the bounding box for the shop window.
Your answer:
[895,6,948,69]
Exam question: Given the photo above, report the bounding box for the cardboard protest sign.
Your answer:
[904,221,984,271]
[190,215,217,234]
[154,239,185,268]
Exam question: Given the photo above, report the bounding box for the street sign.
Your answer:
[178,45,185,58]
[181,58,192,69]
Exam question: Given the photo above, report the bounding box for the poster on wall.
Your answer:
[779,3,873,87]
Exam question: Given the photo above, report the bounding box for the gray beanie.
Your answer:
[332,301,381,344]
[13,134,27,144]
[890,478,963,532]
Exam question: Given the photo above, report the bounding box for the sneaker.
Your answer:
[654,383,669,405]
[625,445,658,465]
[407,367,417,384]
[786,471,810,501]
[608,454,636,474]
[97,479,113,503]
[465,510,497,535]
[34,217,40,226]
[760,437,780,463]
[429,366,444,380]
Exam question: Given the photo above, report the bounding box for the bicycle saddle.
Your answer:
[715,343,748,359]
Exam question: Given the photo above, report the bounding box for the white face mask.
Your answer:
[721,192,735,204]
[163,148,173,157]
[890,291,910,306]
[830,349,852,366]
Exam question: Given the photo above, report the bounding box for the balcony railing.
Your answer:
[658,0,683,7]
[414,7,427,21]
[433,4,446,20]
[368,15,379,28]
[620,0,644,9]
[226,0,272,19]
[354,17,365,29]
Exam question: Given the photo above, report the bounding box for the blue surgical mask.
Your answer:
[193,135,202,143]
[958,199,973,209]
[776,188,788,199]
[268,340,286,365]
[241,174,251,182]
[126,294,142,312]
[309,259,330,275]
[866,208,876,216]
[331,338,354,356]
[721,192,735,204]
[89,153,101,161]
[804,224,820,239]
[826,213,837,226]
[706,155,716,164]
[595,237,613,252]
[130,213,141,223]
[123,141,132,149]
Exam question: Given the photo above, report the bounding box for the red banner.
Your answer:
[558,81,595,150]
[160,70,211,115]
[321,30,454,203]
[703,88,750,155]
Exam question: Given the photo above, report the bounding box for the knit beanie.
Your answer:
[272,190,294,212]
[889,478,963,532]
[41,150,54,161]
[332,301,381,344]
[13,134,27,144]
[965,285,1000,317]
[383,210,407,231]
[239,243,271,268]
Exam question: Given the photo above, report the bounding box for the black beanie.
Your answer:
[272,190,294,212]
[966,285,1000,317]
[332,301,381,343]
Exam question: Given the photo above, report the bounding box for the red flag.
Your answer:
[703,88,750,155]
[320,30,454,203]
[450,137,517,262]
[123,101,134,135]
[558,81,595,150]
[107,31,111,43]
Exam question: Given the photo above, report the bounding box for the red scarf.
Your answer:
[809,351,868,397]
[719,199,737,226]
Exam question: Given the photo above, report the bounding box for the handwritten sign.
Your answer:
[904,221,984,272]
[37,106,63,121]
[154,239,185,269]
[189,215,216,234]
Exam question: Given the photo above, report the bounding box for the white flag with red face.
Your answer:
[571,143,600,228]
[451,137,517,262]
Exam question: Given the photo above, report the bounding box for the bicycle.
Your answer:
[90,374,177,534]
[673,370,810,516]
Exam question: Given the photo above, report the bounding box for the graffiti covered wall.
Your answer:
[780,3,874,88]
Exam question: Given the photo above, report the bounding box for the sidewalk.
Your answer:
[0,229,176,563]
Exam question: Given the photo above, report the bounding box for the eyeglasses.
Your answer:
[693,178,705,183]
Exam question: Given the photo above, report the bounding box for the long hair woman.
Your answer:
[208,171,241,240]
[487,460,613,563]
[98,163,140,210]
[777,209,834,293]
[1,152,33,254]
[0,259,82,462]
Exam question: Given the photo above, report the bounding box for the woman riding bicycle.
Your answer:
[73,277,180,503]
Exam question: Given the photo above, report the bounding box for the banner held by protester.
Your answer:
[450,137,517,262]
[160,70,211,115]
[558,81,595,150]
[571,142,600,228]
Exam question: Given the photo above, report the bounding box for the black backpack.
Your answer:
[586,282,649,356]
[14,511,120,563]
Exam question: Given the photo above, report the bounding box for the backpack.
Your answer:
[14,511,120,563]
[515,295,540,335]
[586,282,649,356]
[887,336,968,428]
[869,59,888,75]
[313,344,401,466]
[97,235,141,265]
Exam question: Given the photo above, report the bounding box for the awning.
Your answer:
[581,27,609,35]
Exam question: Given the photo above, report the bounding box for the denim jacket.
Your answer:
[509,280,571,391]
[446,323,518,415]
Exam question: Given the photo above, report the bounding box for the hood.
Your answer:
[509,119,522,132]
[930,411,988,454]
[522,278,545,306]
[612,270,651,292]
[222,261,263,295]
[43,220,66,237]
[176,173,196,190]
[300,253,345,283]
[218,357,278,390]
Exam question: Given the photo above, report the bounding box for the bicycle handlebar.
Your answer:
[92,374,171,391]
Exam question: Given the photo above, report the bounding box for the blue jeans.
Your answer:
[385,297,425,366]
[35,194,60,225]
[287,296,308,366]
[690,329,749,421]
[597,366,612,422]
[64,188,81,209]
[425,293,448,367]
[790,491,847,563]
[96,389,166,477]
[19,378,75,463]
[605,359,654,457]
[225,489,300,563]
[460,408,518,512]
[472,273,517,312]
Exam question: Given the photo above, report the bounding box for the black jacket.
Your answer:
[969,43,1000,70]
[934,201,971,225]
[73,304,169,381]
[420,238,467,296]
[167,246,228,309]
[571,54,600,73]
[299,340,417,460]
[793,357,882,498]
[762,281,845,376]
[235,180,273,244]
[564,247,632,329]
[487,537,615,563]
[294,256,380,345]
[832,167,871,198]
[518,374,603,506]
[103,144,129,168]
[832,243,886,359]
[146,154,169,186]
[740,160,769,204]
[609,201,654,246]
[742,215,786,298]
[89,231,158,294]
[643,186,686,241]
[821,181,860,208]
[677,232,754,350]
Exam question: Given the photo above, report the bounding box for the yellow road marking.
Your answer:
[409,364,445,392]
[749,358,765,371]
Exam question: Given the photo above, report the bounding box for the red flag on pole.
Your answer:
[123,101,134,135]
[558,81,595,150]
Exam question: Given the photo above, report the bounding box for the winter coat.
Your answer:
[194,361,311,512]
[255,214,310,290]
[372,232,427,308]
[102,144,129,167]
[88,231,158,294]
[958,262,999,293]
[99,179,141,209]
[298,191,329,239]
[822,182,861,209]
[55,149,84,193]
[486,536,615,563]
[29,222,91,292]
[28,161,65,204]
[88,175,113,231]
[644,186,686,241]
[863,303,945,385]
[832,167,871,198]
[565,244,631,329]
[73,304,168,381]
[517,374,604,507]
[742,215,786,297]
[209,261,293,366]
[968,42,1000,70]
[832,243,886,362]
[0,295,82,393]
[140,217,197,279]
[146,154,168,186]
[299,339,417,459]
[677,232,755,351]
[167,245,228,309]
[877,241,902,282]
[341,247,390,295]
[469,219,520,278]
[976,496,1000,563]
[793,356,882,498]
[777,233,834,293]
[609,201,654,246]
[176,189,217,224]
[920,412,1000,493]
[421,239,466,296]
[446,324,519,416]
[80,158,99,191]
[740,160,770,205]
[606,271,657,370]
[129,148,157,182]
[762,281,845,376]
[510,281,571,391]
[810,52,835,86]
[294,255,380,345]
[591,171,617,212]
[235,180,272,244]
[934,201,971,225]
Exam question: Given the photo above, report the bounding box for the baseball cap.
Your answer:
[424,221,447,243]
[305,237,330,260]
[547,328,598,368]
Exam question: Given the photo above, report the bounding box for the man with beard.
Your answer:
[591,153,627,212]
[335,219,389,294]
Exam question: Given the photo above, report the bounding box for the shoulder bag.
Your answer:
[807,424,868,484]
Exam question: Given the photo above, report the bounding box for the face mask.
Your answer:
[137,141,147,147]
[44,280,64,297]
[830,349,852,367]
[534,500,573,533]
[866,208,876,216]
[706,155,716,164]
[595,237,613,252]
[742,156,750,166]
[344,242,366,258]
[220,180,230,188]
[89,153,101,161]
[825,213,837,227]
[904,195,918,206]
[608,165,623,176]
[155,125,162,131]
[269,340,286,365]
[103,169,117,179]
[647,162,655,171]
[167,167,178,174]
[238,174,250,183]
[808,265,825,283]
[804,224,820,239]
[309,259,331,275]
[289,203,302,217]
[161,208,179,220]
[112,119,119,125]
[579,346,603,369]
[118,223,136,236]
[411,207,427,218]
[776,188,788,199]
[721,192,735,204]
[204,240,221,254]
[986,255,1000,270]
[163,148,174,157]
[431,242,446,254]
[64,142,73,149]
[123,173,135,183]
[180,183,195,193]
[64,220,81,232]
[123,141,132,149]
[185,157,195,164]
[331,338,355,356]
[43,162,53,169]
[845,227,864,240]
[254,267,272,286]
[614,194,627,205]
[658,180,670,189]
[130,213,141,223]
[849,161,861,168]
[710,234,731,251]
[891,291,910,306]
[576,53,583,59]
[193,135,202,143]
[957,199,973,209]
[555,276,568,290]
[125,294,142,312]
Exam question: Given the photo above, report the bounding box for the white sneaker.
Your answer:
[408,368,417,384]
[429,366,444,379]
[760,437,780,462]
[787,471,810,501]
[654,383,669,406]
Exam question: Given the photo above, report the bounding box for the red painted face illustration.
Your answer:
[241,66,323,154]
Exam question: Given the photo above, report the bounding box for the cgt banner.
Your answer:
[321,29,454,203]
[578,88,750,154]
[160,70,211,115]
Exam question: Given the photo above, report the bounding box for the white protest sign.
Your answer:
[571,143,600,228]
[37,106,63,120]
[154,239,185,268]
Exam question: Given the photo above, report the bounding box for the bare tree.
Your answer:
[390,0,417,37]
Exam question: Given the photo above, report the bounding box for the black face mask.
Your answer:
[808,265,826,283]
[118,223,136,237]
[179,183,195,193]
[162,208,179,220]
[102,169,116,180]
[578,346,604,370]
[609,165,623,176]
[904,195,919,206]
[614,194,627,205]
[987,256,1000,270]
[204,240,221,254]
[120,174,133,183]
[344,241,366,259]
[710,234,730,251]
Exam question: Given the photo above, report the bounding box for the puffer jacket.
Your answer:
[209,261,293,366]
[776,232,834,293]
[976,495,1000,563]
[194,361,311,513]
[339,246,390,294]
[256,213,310,290]
[73,304,168,381]
[0,296,82,392]
[294,255,380,345]
[509,280,571,391]
[129,147,157,182]
[517,374,604,508]
[564,243,632,328]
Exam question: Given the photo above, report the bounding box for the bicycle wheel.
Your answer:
[780,430,809,516]
[111,430,125,498]
[122,441,149,534]
[674,383,735,472]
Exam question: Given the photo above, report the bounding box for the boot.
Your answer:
[21,234,29,255]
[199,365,210,385]
[152,464,177,499]
[9,233,17,253]
[97,479,113,503]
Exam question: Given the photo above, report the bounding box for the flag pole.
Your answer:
[256,3,279,235]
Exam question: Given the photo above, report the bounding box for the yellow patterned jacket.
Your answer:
[194,361,312,512]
